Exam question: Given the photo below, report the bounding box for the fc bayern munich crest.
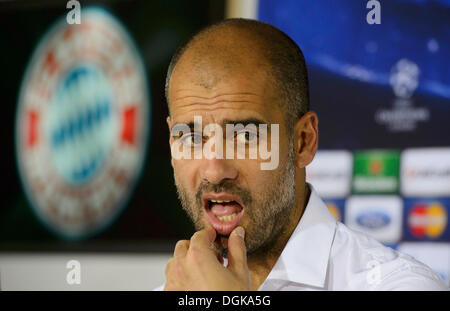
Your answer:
[16,8,150,239]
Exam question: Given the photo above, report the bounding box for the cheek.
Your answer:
[236,160,273,193]
[173,159,202,195]
[173,159,196,179]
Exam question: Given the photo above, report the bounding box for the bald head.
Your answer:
[165,18,310,132]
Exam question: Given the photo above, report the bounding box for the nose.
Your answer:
[199,156,239,185]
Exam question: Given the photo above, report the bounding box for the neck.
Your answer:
[247,181,310,290]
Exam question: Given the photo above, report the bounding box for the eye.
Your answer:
[236,131,257,144]
[180,132,202,146]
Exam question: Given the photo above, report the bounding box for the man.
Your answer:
[157,18,448,291]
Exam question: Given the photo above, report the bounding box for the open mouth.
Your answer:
[202,193,245,236]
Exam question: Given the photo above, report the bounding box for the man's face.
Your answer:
[167,52,297,257]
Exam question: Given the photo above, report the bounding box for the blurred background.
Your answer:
[0,0,449,290]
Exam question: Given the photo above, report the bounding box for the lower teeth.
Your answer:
[216,213,237,222]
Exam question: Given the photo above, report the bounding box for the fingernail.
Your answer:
[234,226,245,239]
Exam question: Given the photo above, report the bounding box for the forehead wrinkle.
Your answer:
[171,106,268,124]
[173,101,264,116]
[172,91,260,101]
[171,92,264,111]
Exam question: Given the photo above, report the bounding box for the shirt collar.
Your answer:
[261,183,337,289]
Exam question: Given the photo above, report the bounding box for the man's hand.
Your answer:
[164,226,252,291]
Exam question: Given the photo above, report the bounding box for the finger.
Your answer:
[164,258,181,291]
[227,226,248,276]
[190,227,217,250]
[188,228,218,262]
[174,240,190,258]
[205,239,225,265]
[165,257,174,276]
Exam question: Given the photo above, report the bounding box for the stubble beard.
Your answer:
[173,146,296,258]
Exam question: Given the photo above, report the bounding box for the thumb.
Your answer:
[227,226,248,277]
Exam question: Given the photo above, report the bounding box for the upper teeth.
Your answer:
[210,199,232,203]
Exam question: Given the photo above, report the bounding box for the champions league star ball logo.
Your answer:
[375,58,429,132]
[15,8,150,239]
[389,58,420,99]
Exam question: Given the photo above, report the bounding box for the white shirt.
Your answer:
[155,184,449,291]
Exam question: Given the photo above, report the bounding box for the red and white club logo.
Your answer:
[16,8,150,239]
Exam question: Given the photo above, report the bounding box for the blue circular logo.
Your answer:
[49,64,116,184]
[356,211,391,229]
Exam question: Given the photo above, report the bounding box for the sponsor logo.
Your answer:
[356,211,391,229]
[401,148,450,197]
[306,150,352,198]
[346,196,402,244]
[403,198,450,241]
[352,150,400,194]
[408,202,447,239]
[15,8,150,239]
[375,59,430,133]
[405,169,450,178]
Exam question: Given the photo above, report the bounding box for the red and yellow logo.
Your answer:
[408,202,447,238]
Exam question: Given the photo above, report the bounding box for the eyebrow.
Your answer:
[174,118,269,132]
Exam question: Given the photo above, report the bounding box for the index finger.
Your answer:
[174,240,190,258]
[189,227,217,250]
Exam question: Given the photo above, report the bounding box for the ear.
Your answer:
[167,116,174,168]
[293,111,319,169]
